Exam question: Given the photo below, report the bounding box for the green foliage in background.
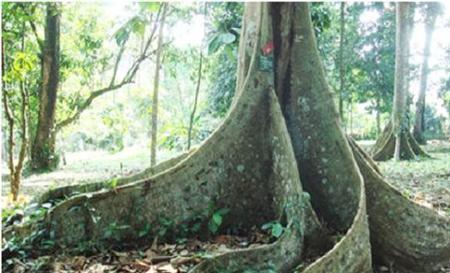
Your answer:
[206,3,243,118]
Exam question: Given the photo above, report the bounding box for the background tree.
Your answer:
[413,2,441,144]
[22,3,164,171]
[30,3,60,171]
[187,4,206,151]
[150,3,168,166]
[371,3,428,161]
[2,9,32,200]
[349,3,396,135]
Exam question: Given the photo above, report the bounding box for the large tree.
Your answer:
[26,3,163,171]
[30,3,60,171]
[371,3,428,161]
[4,3,449,273]
[413,3,441,144]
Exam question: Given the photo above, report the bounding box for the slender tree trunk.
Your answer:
[30,3,60,171]
[392,3,411,161]
[187,3,206,151]
[376,98,381,136]
[150,4,167,166]
[3,91,16,199]
[338,2,345,123]
[2,24,29,201]
[413,3,438,144]
[187,53,203,150]
[12,79,29,201]
[349,99,353,135]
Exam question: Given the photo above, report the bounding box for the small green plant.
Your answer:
[108,178,119,189]
[138,222,152,238]
[261,221,284,238]
[156,216,174,239]
[103,222,130,241]
[208,208,230,235]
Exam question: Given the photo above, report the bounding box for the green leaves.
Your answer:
[114,15,146,46]
[207,32,237,55]
[138,2,160,13]
[262,221,285,239]
[104,222,131,241]
[208,208,230,234]
[220,32,236,44]
[114,27,131,46]
[108,178,118,189]
[3,52,37,84]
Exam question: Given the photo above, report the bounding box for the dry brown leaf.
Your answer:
[170,256,200,267]
[145,266,158,273]
[156,263,178,273]
[71,255,87,270]
[83,263,111,273]
[145,248,158,259]
[151,237,159,251]
[112,250,128,257]
[161,244,176,252]
[134,259,152,271]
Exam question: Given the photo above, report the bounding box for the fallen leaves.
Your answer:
[379,147,450,216]
[4,230,272,273]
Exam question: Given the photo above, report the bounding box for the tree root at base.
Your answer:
[371,121,429,161]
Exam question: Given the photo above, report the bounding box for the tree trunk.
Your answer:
[30,3,60,171]
[150,4,167,166]
[187,52,203,150]
[413,3,439,144]
[338,2,345,123]
[371,3,429,161]
[392,3,411,161]
[6,3,450,273]
[376,98,381,137]
[2,22,29,201]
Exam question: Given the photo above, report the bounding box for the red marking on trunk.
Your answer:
[262,41,274,55]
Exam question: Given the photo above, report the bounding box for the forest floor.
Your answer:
[5,232,274,273]
[1,140,450,273]
[378,139,450,216]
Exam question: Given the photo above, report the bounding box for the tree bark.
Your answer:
[392,3,411,161]
[30,3,60,171]
[413,3,439,144]
[150,4,167,166]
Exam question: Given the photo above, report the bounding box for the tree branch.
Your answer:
[109,43,126,87]
[3,90,16,176]
[19,4,44,52]
[55,5,164,131]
